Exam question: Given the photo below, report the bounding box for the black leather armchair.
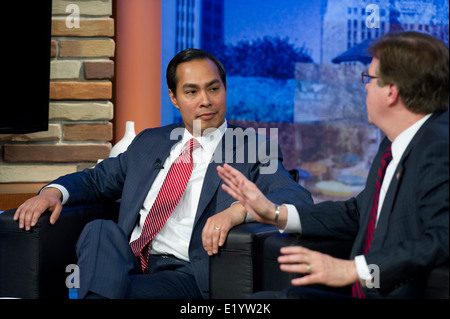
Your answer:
[0,202,119,299]
[1,202,448,299]
[209,224,355,298]
[0,202,351,299]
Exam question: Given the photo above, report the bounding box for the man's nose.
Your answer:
[200,90,212,106]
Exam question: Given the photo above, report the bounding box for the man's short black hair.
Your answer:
[166,48,227,96]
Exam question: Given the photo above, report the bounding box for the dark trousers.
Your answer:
[75,219,202,299]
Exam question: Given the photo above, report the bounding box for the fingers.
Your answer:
[278,246,358,288]
[279,261,312,274]
[217,164,247,193]
[15,199,45,231]
[202,202,248,256]
[290,273,320,286]
[49,203,63,224]
[218,164,262,206]
[278,246,312,267]
[280,260,319,287]
[277,246,328,287]
[202,219,228,256]
[278,246,316,286]
[280,245,311,256]
[13,195,62,231]
[218,164,281,225]
[220,183,244,203]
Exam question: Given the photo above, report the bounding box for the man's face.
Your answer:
[365,57,388,127]
[169,58,227,136]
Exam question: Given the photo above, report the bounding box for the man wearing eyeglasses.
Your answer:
[218,31,448,298]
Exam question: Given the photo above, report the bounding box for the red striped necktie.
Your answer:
[130,138,200,273]
[352,145,392,298]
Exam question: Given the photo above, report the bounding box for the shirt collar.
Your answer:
[391,113,432,164]
[181,119,228,155]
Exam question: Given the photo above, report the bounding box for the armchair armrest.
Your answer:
[209,222,278,299]
[0,202,119,299]
[210,225,353,299]
[261,233,353,295]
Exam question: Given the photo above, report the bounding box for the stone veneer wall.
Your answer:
[0,0,115,183]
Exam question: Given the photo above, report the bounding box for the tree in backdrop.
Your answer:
[209,36,312,79]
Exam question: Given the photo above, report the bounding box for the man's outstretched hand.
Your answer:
[217,163,287,228]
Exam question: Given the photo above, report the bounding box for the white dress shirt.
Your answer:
[129,120,227,261]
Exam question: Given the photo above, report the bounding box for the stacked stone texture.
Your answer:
[0,0,115,183]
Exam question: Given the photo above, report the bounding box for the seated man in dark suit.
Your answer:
[218,31,449,298]
[13,49,313,299]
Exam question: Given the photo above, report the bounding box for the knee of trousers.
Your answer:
[75,219,135,299]
[84,219,117,232]
[76,219,126,253]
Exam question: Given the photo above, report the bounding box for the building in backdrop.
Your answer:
[160,0,448,202]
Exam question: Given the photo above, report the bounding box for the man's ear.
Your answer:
[387,83,400,106]
[169,89,180,110]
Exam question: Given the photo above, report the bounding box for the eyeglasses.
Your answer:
[361,72,378,84]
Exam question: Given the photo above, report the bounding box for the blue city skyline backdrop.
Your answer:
[163,0,448,126]
[224,0,323,63]
[161,0,448,201]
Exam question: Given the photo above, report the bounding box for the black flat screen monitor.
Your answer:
[0,1,52,134]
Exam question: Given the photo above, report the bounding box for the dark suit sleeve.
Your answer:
[294,198,361,240]
[296,137,396,241]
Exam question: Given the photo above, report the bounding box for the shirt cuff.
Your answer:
[237,202,302,233]
[354,255,373,283]
[279,204,301,233]
[41,184,69,205]
[245,213,255,223]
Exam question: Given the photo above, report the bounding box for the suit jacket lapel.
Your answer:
[140,126,182,192]
[193,127,237,226]
[121,125,183,237]
[371,114,438,250]
[351,138,390,256]
[371,161,403,250]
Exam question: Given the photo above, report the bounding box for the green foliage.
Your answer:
[211,36,312,79]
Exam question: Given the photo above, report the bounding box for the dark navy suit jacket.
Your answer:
[297,111,449,298]
[53,123,313,298]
